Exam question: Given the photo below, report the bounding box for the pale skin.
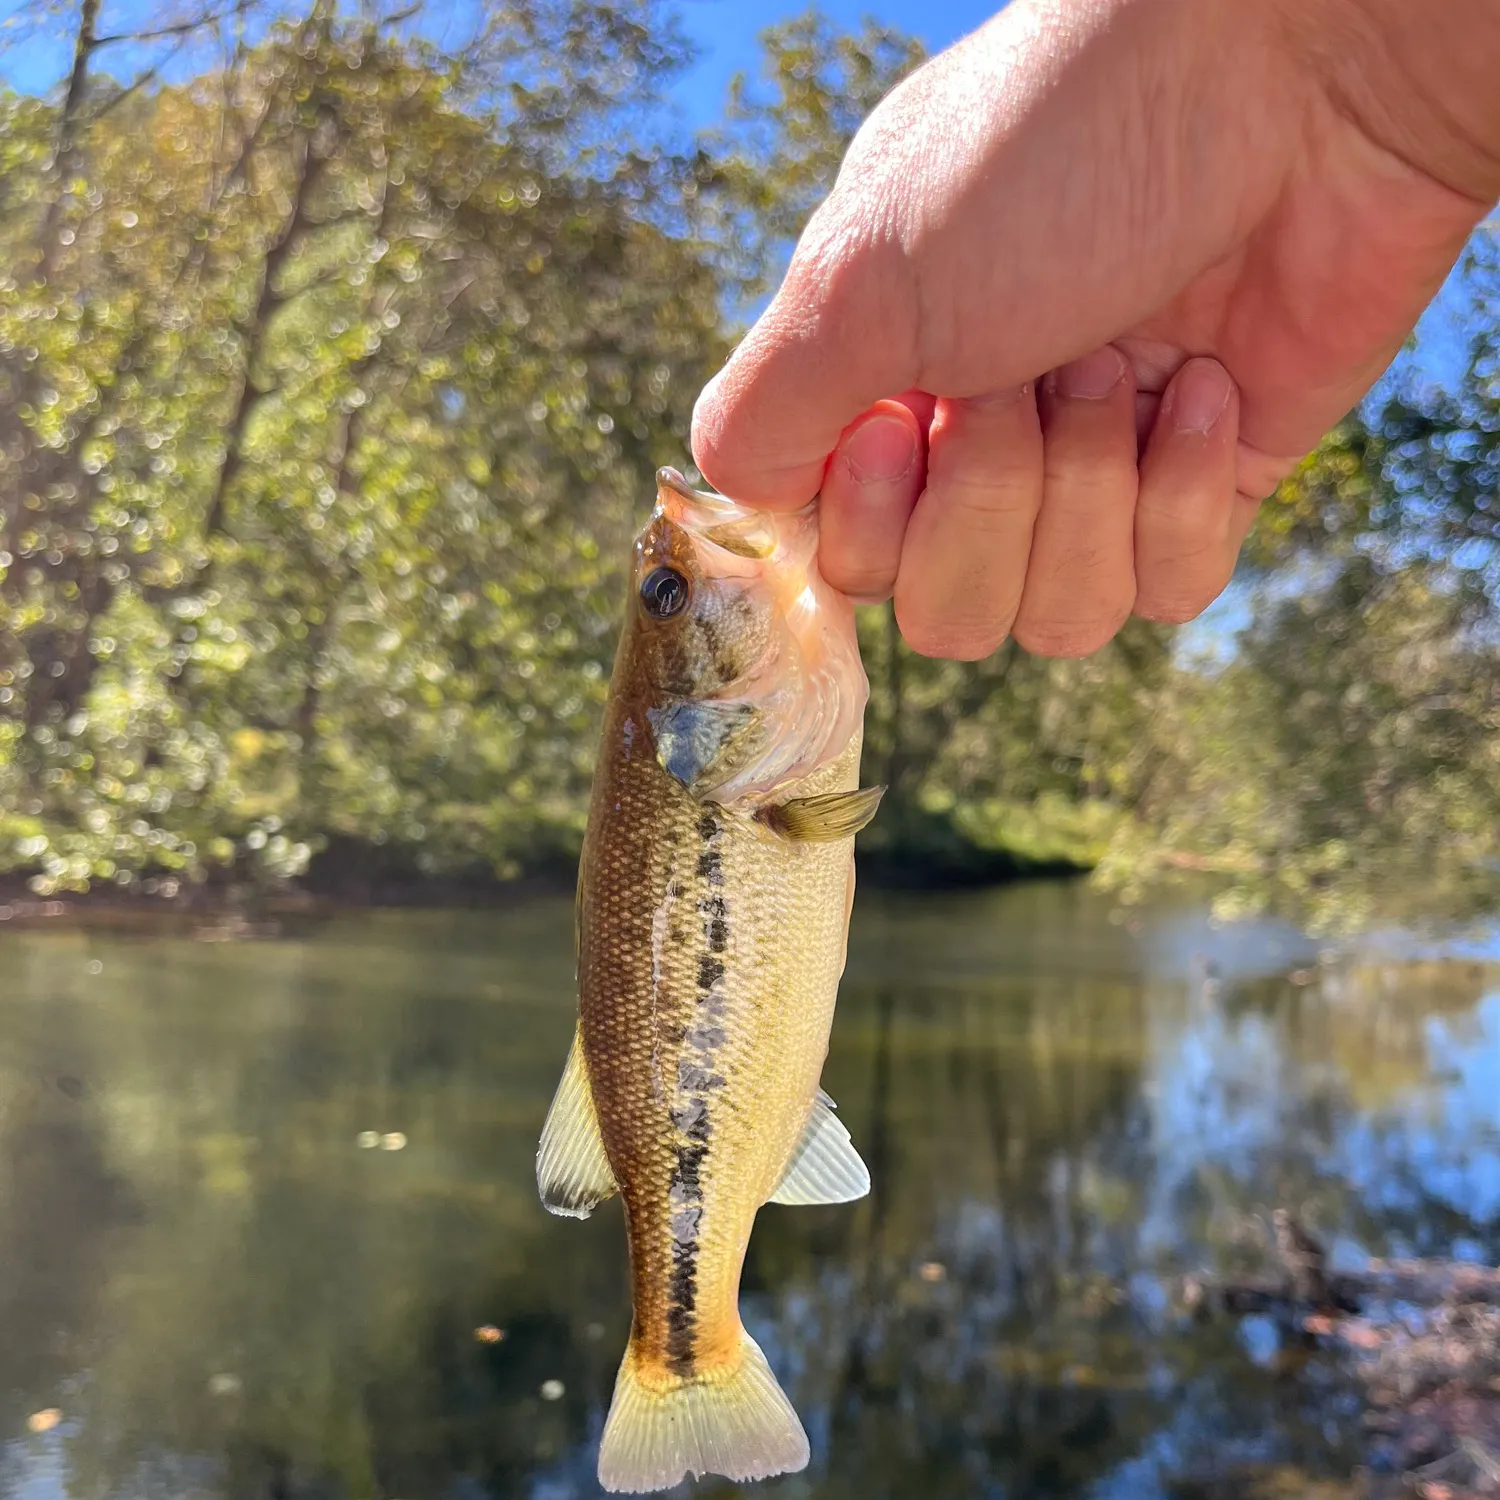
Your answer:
[690,0,1500,661]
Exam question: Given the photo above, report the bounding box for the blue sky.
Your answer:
[669,0,994,125]
[0,1,996,114]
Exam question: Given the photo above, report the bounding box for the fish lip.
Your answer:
[654,466,817,527]
[655,466,740,521]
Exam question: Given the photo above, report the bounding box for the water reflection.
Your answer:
[0,883,1494,1498]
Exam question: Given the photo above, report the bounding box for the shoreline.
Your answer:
[0,871,576,935]
[0,851,1090,936]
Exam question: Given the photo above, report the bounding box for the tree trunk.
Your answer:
[36,0,102,283]
[203,126,329,543]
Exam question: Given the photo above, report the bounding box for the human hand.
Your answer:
[691,0,1500,659]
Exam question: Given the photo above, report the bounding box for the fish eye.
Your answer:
[640,565,690,620]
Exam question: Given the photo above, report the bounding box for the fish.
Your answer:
[535,466,882,1493]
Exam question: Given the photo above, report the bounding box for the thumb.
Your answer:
[691,213,921,509]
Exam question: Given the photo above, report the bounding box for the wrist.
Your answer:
[1278,0,1500,204]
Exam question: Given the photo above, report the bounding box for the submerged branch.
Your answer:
[1183,1212,1500,1500]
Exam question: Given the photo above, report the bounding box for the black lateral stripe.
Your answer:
[662,803,734,1375]
[665,1140,708,1374]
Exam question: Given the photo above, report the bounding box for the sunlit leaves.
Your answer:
[1,0,718,892]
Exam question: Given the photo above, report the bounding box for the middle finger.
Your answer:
[1012,345,1140,658]
[893,384,1045,659]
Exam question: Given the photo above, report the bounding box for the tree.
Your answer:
[4,4,1499,931]
[1101,275,1500,931]
[0,0,721,893]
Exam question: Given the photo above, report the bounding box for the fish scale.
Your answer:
[579,721,862,1381]
[535,468,881,1494]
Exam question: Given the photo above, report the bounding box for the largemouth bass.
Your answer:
[535,467,882,1493]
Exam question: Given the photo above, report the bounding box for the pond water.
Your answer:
[0,882,1498,1499]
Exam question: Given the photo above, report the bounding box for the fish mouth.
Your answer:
[655,467,740,520]
[654,468,810,565]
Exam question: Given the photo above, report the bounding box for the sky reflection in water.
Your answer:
[0,882,1495,1499]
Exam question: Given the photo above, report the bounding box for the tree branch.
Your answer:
[94,0,260,47]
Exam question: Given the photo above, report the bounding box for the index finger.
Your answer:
[690,217,920,509]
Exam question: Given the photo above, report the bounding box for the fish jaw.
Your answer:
[645,469,868,807]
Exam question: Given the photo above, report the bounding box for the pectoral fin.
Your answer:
[757,786,885,843]
[768,1089,870,1206]
[536,1027,618,1219]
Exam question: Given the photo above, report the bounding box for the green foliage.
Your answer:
[2,1,723,893]
[3,4,1499,933]
[1107,228,1500,932]
[1104,557,1500,931]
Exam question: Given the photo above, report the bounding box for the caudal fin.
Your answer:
[597,1331,809,1493]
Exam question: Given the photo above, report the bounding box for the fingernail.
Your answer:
[1050,346,1126,401]
[1168,360,1232,435]
[842,413,918,484]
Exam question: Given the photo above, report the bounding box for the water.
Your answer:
[0,881,1497,1500]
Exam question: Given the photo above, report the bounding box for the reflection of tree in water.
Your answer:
[735,937,1497,1498]
[1148,958,1500,1266]
[0,902,1495,1499]
[0,915,618,1500]
[0,974,141,1498]
[737,971,1171,1498]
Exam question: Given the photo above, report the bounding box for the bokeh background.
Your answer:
[5,10,1500,1500]
[2,1,1499,931]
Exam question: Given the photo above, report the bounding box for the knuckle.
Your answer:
[1135,488,1220,532]
[923,432,1044,533]
[940,485,1041,536]
[950,387,1042,443]
[1137,522,1224,564]
[786,184,920,370]
[825,558,897,601]
[1040,460,1138,504]
[790,200,894,324]
[902,618,1010,661]
[1133,550,1231,624]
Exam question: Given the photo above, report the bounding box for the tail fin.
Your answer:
[597,1330,809,1493]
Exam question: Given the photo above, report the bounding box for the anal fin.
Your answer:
[768,1089,870,1206]
[757,786,884,843]
[536,1026,618,1219]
